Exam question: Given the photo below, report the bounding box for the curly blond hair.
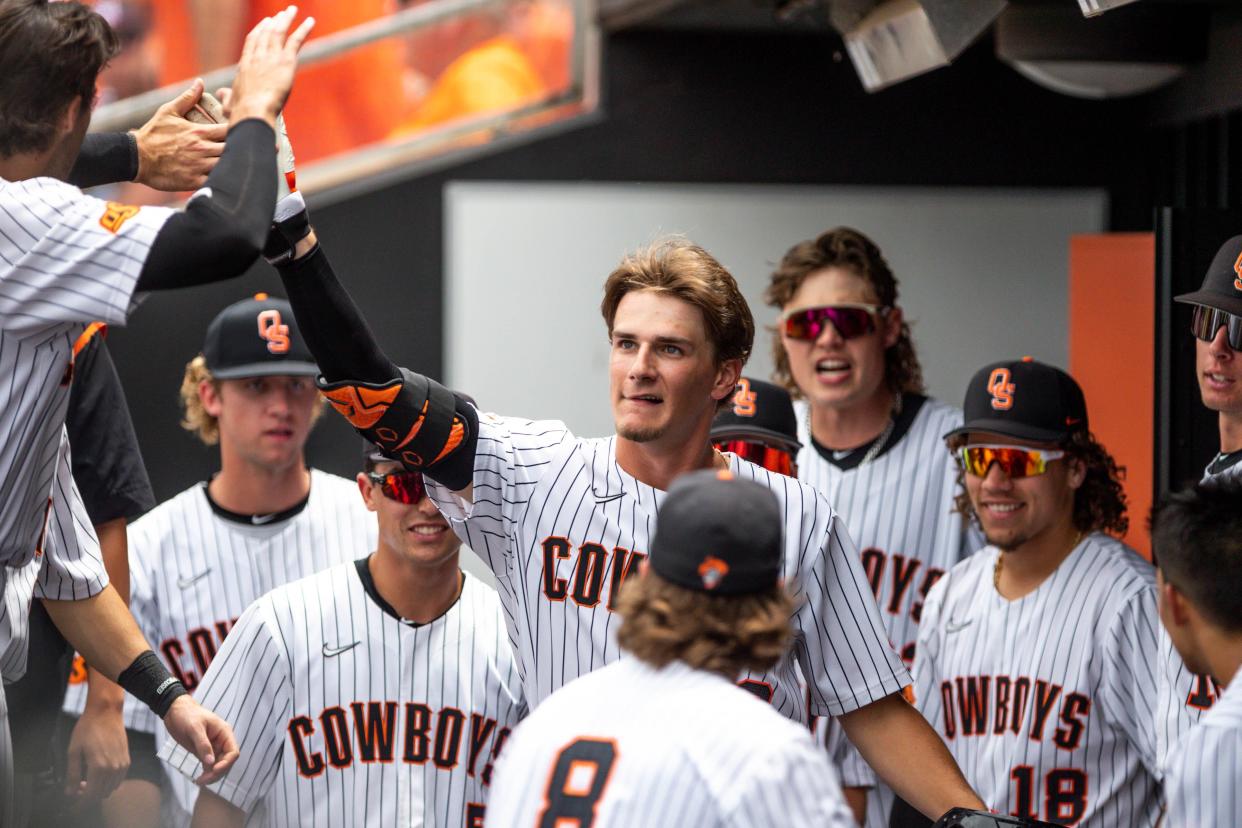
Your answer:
[614,570,794,677]
[180,355,220,445]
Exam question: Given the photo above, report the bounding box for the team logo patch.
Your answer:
[732,378,757,417]
[697,555,730,590]
[1234,250,1242,291]
[257,309,291,354]
[987,368,1015,411]
[99,201,140,234]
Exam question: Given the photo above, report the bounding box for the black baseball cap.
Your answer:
[649,470,783,595]
[944,357,1088,444]
[202,294,318,380]
[710,377,802,450]
[1175,235,1242,317]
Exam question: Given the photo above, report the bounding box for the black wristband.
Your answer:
[263,210,311,265]
[117,650,187,719]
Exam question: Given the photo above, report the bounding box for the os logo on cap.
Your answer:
[732,378,758,418]
[257,309,291,354]
[1233,250,1242,292]
[987,368,1015,411]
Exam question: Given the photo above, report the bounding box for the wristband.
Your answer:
[263,192,311,265]
[117,650,188,719]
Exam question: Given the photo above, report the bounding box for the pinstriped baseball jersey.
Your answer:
[486,657,855,827]
[1,427,106,679]
[797,395,976,826]
[63,468,376,819]
[1154,459,1242,763]
[1163,664,1242,827]
[160,563,526,827]
[0,177,170,587]
[913,535,1168,827]
[426,414,909,721]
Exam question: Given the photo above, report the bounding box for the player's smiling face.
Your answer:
[780,267,900,413]
[1196,323,1242,415]
[202,375,320,470]
[609,290,740,447]
[361,462,460,566]
[963,432,1083,553]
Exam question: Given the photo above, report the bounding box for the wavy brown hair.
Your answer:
[0,1,118,156]
[614,570,794,677]
[764,227,924,398]
[947,430,1129,537]
[602,238,754,410]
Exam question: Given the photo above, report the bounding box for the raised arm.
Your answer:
[274,234,480,492]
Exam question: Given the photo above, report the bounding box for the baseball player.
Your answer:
[1154,234,1242,735]
[62,295,379,826]
[160,448,526,826]
[1150,480,1242,828]
[909,358,1173,827]
[265,195,986,817]
[765,226,976,826]
[6,328,155,827]
[711,376,875,825]
[487,469,855,826]
[0,3,315,818]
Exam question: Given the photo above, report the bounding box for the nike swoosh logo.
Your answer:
[250,513,278,525]
[177,569,212,589]
[323,641,360,657]
[595,492,626,504]
[946,620,973,634]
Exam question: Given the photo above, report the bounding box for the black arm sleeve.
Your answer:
[135,119,277,292]
[276,244,479,489]
[66,337,156,524]
[68,132,139,189]
[275,244,398,383]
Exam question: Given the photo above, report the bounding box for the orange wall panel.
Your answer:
[1069,233,1155,559]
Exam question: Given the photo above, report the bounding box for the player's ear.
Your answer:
[1161,577,1193,626]
[882,305,904,349]
[1065,454,1087,490]
[356,473,380,512]
[57,96,83,136]
[199,379,223,417]
[711,358,743,403]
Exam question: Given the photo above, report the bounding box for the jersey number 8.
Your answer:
[538,738,618,828]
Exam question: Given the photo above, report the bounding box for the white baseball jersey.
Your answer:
[161,563,526,827]
[427,414,910,722]
[1154,458,1240,762]
[64,469,376,818]
[798,394,974,826]
[1,427,105,680]
[913,534,1169,827]
[487,657,855,827]
[1163,664,1242,828]
[0,178,170,600]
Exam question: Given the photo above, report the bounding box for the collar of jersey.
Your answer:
[810,393,926,471]
[201,475,311,526]
[353,556,466,628]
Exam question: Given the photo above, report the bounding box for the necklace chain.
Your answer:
[806,393,902,467]
[994,530,1085,591]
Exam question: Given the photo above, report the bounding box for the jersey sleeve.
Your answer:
[1097,588,1161,776]
[1163,728,1242,828]
[158,598,290,813]
[794,512,911,716]
[35,429,108,601]
[426,413,570,575]
[0,178,173,334]
[726,734,856,828]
